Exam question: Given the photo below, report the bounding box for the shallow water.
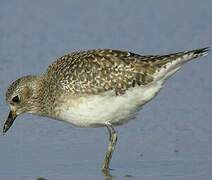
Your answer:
[0,0,212,179]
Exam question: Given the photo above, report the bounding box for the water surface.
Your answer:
[0,0,212,179]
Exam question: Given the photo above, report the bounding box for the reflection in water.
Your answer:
[102,169,113,180]
[124,174,133,178]
[102,169,133,180]
[36,177,46,180]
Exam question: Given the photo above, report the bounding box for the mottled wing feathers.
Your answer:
[46,48,209,95]
[46,49,157,95]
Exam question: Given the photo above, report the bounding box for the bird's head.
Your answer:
[3,75,41,135]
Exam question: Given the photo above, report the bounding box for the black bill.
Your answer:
[3,111,17,135]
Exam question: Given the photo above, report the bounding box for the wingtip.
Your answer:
[202,46,210,52]
[202,47,210,57]
[193,47,210,57]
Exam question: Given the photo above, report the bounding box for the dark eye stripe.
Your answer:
[12,95,20,103]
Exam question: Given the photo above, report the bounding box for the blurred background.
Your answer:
[0,0,212,179]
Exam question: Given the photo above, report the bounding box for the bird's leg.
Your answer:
[102,122,118,172]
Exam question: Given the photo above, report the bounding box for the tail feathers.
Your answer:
[158,47,210,66]
[153,47,209,81]
[184,47,210,60]
[162,47,210,64]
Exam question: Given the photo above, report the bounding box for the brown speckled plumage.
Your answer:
[45,48,208,96]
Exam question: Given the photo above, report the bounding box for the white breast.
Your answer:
[57,81,163,127]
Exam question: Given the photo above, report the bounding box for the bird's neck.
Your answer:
[26,76,49,116]
[29,75,59,117]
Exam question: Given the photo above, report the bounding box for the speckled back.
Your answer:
[44,48,208,96]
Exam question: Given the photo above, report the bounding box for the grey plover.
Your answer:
[3,47,209,171]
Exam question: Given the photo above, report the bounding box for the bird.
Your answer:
[3,47,209,172]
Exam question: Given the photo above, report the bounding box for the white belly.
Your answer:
[57,81,163,127]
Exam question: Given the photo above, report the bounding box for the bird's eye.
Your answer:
[12,95,20,103]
